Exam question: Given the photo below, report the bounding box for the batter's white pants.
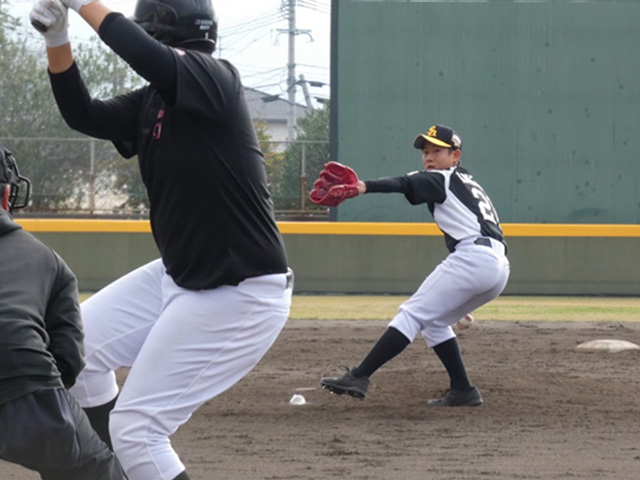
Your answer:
[389,237,510,348]
[69,259,293,480]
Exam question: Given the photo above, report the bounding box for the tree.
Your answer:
[1,7,84,210]
[0,10,145,213]
[279,105,330,211]
[254,118,286,201]
[74,38,147,214]
[1,7,312,216]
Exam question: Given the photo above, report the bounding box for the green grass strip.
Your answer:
[289,295,640,322]
[78,294,640,322]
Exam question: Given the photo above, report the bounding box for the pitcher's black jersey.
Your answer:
[365,166,506,252]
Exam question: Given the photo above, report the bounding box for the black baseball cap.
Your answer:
[413,124,462,150]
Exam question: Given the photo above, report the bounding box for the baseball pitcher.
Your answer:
[315,124,510,407]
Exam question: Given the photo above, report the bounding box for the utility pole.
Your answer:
[0,0,5,39]
[286,0,296,143]
[280,0,312,143]
[299,74,314,111]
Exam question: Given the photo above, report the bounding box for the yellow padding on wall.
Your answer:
[14,219,640,237]
[17,219,152,233]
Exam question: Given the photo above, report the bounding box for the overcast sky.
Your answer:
[8,0,331,105]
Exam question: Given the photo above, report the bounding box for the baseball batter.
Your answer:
[319,124,510,406]
[30,1,292,479]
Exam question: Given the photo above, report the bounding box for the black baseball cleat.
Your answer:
[321,368,370,399]
[427,386,483,407]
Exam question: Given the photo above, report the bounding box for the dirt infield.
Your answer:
[2,318,640,479]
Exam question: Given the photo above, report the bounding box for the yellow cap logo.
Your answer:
[427,125,438,137]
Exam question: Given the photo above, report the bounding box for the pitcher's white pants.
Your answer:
[70,259,293,480]
[389,238,510,347]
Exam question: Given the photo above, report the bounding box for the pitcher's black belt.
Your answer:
[474,237,508,255]
[474,237,491,247]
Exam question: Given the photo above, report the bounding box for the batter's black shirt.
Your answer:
[49,13,288,289]
[0,210,84,406]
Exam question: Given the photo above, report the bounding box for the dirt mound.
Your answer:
[3,319,640,479]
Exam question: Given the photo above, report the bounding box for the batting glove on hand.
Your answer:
[59,0,97,14]
[30,0,69,47]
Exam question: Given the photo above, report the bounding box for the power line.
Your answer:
[220,10,284,38]
[241,66,287,79]
[297,63,329,70]
[221,6,283,31]
[220,28,275,54]
[298,0,331,15]
[244,70,288,91]
[248,81,285,91]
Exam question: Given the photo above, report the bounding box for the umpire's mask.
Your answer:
[0,142,31,213]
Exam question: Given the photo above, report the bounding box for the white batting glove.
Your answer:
[29,0,69,48]
[61,0,98,14]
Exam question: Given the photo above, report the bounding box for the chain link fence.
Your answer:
[4,137,331,220]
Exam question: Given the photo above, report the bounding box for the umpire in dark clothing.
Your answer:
[0,142,126,479]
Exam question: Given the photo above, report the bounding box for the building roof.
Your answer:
[244,87,309,124]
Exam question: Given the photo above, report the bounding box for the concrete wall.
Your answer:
[285,235,640,296]
[23,220,640,295]
[33,231,160,292]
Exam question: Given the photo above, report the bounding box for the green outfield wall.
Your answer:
[330,0,640,224]
[17,220,640,295]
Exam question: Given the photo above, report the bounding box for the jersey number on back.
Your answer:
[457,172,499,225]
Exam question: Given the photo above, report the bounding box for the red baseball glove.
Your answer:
[309,162,359,207]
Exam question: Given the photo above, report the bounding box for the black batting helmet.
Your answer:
[0,142,31,213]
[133,0,218,53]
